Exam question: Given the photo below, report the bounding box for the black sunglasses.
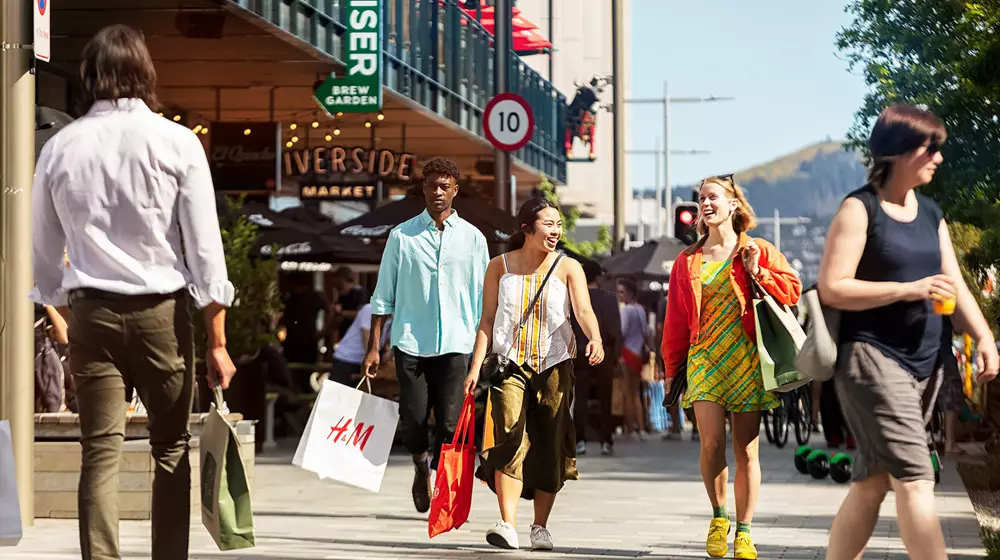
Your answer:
[926,142,941,155]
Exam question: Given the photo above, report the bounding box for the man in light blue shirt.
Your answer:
[363,157,489,514]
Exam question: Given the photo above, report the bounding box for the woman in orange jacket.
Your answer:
[661,175,801,560]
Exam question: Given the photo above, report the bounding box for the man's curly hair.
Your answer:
[421,157,461,181]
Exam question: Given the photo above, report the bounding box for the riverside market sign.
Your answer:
[313,0,382,115]
[284,146,416,201]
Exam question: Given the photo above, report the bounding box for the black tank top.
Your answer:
[839,185,944,379]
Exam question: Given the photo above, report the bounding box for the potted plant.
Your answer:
[193,196,281,412]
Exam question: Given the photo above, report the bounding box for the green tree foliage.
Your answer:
[193,196,281,359]
[535,175,613,258]
[838,0,1000,332]
[837,0,1000,221]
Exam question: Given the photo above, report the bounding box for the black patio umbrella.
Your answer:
[600,236,689,282]
[35,106,74,158]
[557,241,604,271]
[336,194,516,244]
[252,227,380,264]
[234,203,379,264]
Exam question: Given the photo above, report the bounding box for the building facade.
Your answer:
[515,0,631,219]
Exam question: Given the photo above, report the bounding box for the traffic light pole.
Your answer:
[625,84,732,241]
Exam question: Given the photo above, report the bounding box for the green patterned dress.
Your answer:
[681,259,778,412]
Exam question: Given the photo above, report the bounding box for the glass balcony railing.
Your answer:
[226,0,568,183]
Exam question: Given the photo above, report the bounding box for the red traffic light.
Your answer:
[679,209,694,225]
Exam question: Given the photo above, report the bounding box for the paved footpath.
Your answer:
[8,431,986,559]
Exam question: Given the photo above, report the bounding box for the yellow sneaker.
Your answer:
[734,532,757,559]
[706,517,730,558]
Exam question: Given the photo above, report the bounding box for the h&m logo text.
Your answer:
[327,416,375,452]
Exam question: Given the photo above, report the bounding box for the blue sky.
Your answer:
[628,1,870,192]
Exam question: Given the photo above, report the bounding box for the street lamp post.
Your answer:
[626,147,710,238]
[626,82,733,238]
[611,0,626,253]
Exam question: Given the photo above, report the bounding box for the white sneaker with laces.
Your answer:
[530,524,554,551]
[576,441,587,455]
[600,442,613,456]
[486,520,519,549]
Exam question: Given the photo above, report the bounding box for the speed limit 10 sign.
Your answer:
[483,93,535,152]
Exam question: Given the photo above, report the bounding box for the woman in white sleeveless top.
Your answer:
[464,198,605,551]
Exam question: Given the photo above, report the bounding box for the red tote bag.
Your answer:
[428,392,476,538]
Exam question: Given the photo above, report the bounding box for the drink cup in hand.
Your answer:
[932,294,956,315]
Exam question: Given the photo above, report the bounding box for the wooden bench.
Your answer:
[33,412,255,520]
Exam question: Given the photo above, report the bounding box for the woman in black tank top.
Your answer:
[818,104,998,559]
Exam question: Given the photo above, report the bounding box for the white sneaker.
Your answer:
[486,520,519,549]
[600,442,613,456]
[530,524,554,551]
[576,441,587,455]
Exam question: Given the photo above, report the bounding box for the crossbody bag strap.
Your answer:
[500,253,564,357]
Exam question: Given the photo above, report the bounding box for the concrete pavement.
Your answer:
[7,431,987,559]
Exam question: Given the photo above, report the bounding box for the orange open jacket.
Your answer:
[660,233,802,380]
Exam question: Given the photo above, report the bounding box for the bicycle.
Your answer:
[763,384,813,448]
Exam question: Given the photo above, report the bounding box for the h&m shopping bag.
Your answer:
[0,420,22,547]
[200,388,255,551]
[429,392,476,538]
[747,273,808,393]
[293,378,399,492]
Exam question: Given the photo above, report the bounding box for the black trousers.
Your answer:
[330,358,361,387]
[574,359,615,445]
[393,349,469,470]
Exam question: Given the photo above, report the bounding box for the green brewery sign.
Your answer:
[314,0,383,114]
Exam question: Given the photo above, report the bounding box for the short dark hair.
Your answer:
[617,276,638,296]
[582,260,603,284]
[867,104,947,188]
[334,266,355,282]
[421,157,461,181]
[79,25,160,112]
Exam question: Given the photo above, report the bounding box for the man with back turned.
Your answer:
[31,25,236,560]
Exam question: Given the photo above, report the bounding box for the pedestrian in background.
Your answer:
[616,276,650,440]
[818,103,998,560]
[571,261,622,456]
[363,157,489,514]
[31,24,236,560]
[464,197,604,551]
[661,175,801,559]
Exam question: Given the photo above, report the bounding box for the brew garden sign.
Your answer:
[314,0,383,115]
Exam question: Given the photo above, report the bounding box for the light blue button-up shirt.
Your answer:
[370,209,489,357]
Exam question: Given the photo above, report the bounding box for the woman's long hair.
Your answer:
[695,176,757,236]
[867,104,947,189]
[507,197,559,251]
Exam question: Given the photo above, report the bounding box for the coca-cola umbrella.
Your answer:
[600,236,689,282]
[234,203,380,264]
[337,194,515,245]
[252,227,380,264]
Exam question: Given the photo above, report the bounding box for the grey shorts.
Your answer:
[835,341,942,483]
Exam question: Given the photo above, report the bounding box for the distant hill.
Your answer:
[708,141,869,286]
[734,141,867,221]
